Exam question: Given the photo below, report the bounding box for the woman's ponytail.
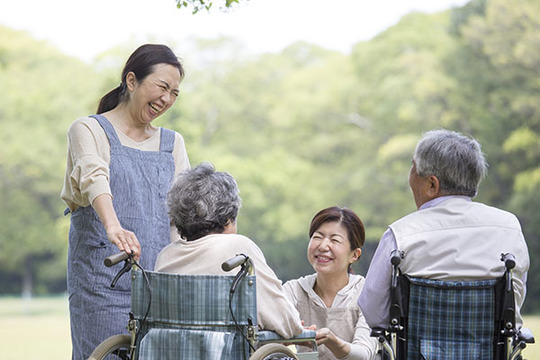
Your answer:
[96,84,125,114]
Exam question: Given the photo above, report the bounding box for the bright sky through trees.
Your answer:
[0,0,469,62]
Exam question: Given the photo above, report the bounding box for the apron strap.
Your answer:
[159,128,175,153]
[90,114,122,149]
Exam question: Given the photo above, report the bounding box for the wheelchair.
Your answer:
[371,252,535,360]
[89,252,318,360]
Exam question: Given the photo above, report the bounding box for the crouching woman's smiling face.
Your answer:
[307,221,359,276]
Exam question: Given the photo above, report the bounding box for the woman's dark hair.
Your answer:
[309,206,365,250]
[97,44,185,114]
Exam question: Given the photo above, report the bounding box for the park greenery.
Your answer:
[0,0,539,314]
[175,0,241,13]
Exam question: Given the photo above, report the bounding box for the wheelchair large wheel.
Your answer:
[250,343,298,360]
[88,334,132,360]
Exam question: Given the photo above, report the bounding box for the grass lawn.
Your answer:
[0,296,71,359]
[0,296,537,359]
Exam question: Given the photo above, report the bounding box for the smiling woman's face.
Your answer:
[126,63,181,125]
[307,221,358,276]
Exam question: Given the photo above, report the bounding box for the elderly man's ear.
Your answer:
[427,175,441,198]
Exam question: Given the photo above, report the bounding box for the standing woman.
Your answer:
[284,206,377,360]
[61,44,190,359]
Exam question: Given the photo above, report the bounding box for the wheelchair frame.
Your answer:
[89,252,318,360]
[371,252,534,360]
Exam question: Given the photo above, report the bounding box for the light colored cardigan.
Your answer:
[154,233,304,339]
[283,274,377,360]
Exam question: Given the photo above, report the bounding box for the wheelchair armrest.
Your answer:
[370,328,386,338]
[518,328,535,344]
[293,329,317,340]
[257,329,318,354]
[257,329,316,343]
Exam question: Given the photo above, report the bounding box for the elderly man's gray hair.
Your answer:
[167,162,242,241]
[413,129,488,197]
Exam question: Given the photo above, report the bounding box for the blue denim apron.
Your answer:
[67,114,175,359]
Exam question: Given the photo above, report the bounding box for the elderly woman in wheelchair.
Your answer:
[154,161,303,340]
[89,162,318,359]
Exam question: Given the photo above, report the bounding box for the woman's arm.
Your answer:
[242,240,303,338]
[316,317,376,359]
[315,328,351,358]
[345,313,378,359]
[93,194,141,259]
[63,118,112,208]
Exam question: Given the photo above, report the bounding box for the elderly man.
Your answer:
[358,129,529,330]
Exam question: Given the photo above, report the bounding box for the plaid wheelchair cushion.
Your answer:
[406,277,498,360]
[139,328,235,360]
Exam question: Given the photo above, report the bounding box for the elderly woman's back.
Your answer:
[154,162,303,339]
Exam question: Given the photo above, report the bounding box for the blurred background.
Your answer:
[0,0,538,358]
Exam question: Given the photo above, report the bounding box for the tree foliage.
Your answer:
[1,0,539,313]
[175,0,241,14]
[0,26,102,295]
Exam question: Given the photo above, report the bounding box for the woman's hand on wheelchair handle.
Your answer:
[106,224,141,261]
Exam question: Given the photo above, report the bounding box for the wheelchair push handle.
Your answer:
[104,251,132,267]
[104,251,136,288]
[222,254,249,272]
[390,250,404,266]
[501,253,516,270]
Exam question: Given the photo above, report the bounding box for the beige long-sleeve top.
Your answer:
[154,233,304,339]
[283,274,377,360]
[61,116,190,241]
[61,116,190,211]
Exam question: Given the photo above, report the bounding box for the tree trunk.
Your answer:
[22,265,33,300]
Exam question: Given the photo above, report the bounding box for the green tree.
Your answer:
[449,0,540,312]
[0,26,101,296]
[175,0,242,14]
[1,0,539,314]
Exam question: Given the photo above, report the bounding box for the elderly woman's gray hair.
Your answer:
[413,129,488,198]
[168,162,242,241]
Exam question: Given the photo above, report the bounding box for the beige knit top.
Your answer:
[154,233,304,339]
[283,274,377,360]
[61,116,190,212]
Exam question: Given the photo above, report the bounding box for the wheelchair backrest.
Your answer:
[130,268,258,359]
[394,275,510,360]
